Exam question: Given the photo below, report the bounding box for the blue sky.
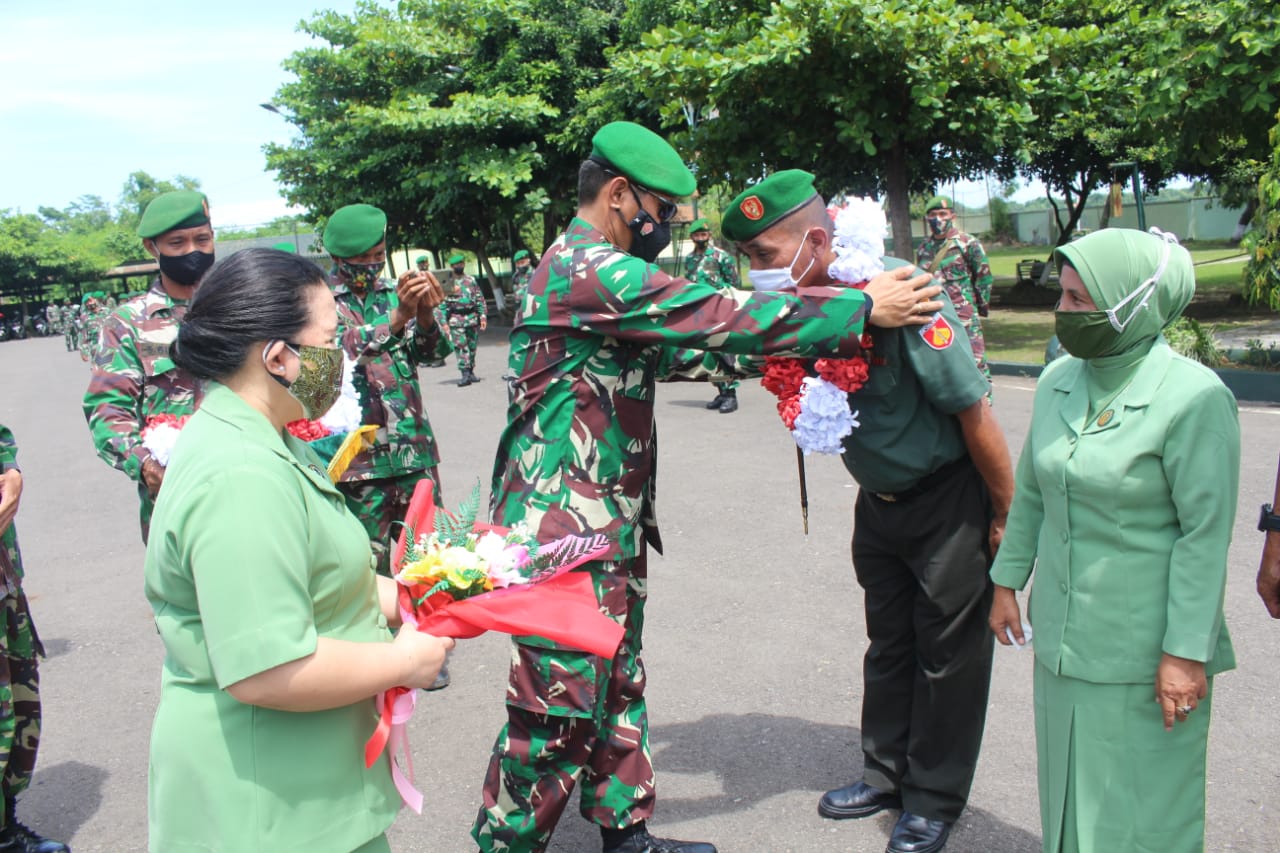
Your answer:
[0,0,362,228]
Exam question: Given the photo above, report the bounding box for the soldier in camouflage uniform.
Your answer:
[439,252,487,386]
[322,205,451,577]
[915,196,994,388]
[43,304,60,339]
[0,426,70,853]
[76,295,107,363]
[62,304,78,353]
[508,249,534,322]
[682,218,744,413]
[474,123,942,853]
[83,191,212,543]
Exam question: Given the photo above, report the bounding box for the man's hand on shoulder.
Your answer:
[863,266,943,327]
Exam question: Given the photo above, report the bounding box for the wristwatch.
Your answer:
[1260,503,1280,533]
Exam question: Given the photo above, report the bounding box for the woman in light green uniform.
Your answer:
[988,228,1239,853]
[145,249,453,853]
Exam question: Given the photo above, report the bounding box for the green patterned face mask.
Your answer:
[265,341,344,419]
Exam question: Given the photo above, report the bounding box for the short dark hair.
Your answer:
[578,159,616,206]
[171,248,325,381]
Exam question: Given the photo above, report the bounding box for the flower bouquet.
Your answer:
[285,354,377,482]
[140,413,191,467]
[365,479,621,811]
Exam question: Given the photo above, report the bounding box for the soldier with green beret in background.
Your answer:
[508,249,535,320]
[438,252,487,386]
[916,196,994,389]
[322,205,452,685]
[475,125,942,853]
[83,190,211,542]
[682,217,744,413]
[722,172,1012,853]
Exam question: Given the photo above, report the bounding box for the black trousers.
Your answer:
[851,458,995,823]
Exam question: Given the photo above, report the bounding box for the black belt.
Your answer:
[869,456,971,503]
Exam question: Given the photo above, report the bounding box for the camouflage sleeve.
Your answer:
[654,347,738,382]
[405,317,452,363]
[0,425,18,473]
[682,254,698,280]
[967,239,994,306]
[566,259,869,358]
[720,252,741,289]
[83,314,148,480]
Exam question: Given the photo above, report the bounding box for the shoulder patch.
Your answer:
[919,314,954,350]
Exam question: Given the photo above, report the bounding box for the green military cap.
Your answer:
[688,218,710,234]
[272,241,297,253]
[589,121,696,198]
[721,169,820,242]
[513,249,530,261]
[138,191,211,239]
[447,253,465,265]
[415,255,429,264]
[925,196,954,212]
[322,204,387,258]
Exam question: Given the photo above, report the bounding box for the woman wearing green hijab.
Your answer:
[988,228,1239,853]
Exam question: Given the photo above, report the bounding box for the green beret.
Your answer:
[926,196,954,212]
[721,170,820,242]
[448,253,466,265]
[513,249,530,261]
[272,241,297,253]
[138,191,210,238]
[415,255,429,264]
[590,121,696,198]
[688,218,710,234]
[323,204,387,258]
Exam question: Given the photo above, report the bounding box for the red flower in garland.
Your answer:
[762,356,808,399]
[777,396,803,430]
[815,356,870,393]
[286,419,332,441]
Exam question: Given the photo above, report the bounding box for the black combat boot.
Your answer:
[0,798,69,853]
[458,371,473,387]
[717,389,738,414]
[705,391,727,410]
[601,822,716,853]
[466,369,482,384]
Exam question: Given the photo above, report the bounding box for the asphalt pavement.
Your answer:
[2,331,1278,853]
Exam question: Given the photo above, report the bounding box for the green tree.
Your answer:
[613,0,1046,256]
[1242,109,1280,309]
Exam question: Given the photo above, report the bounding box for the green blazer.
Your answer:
[990,342,1239,684]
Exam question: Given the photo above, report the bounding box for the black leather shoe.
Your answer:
[0,820,71,852]
[817,780,902,820]
[886,812,950,853]
[717,394,738,414]
[705,392,727,410]
[602,828,715,853]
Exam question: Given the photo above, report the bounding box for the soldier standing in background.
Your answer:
[83,191,211,543]
[509,249,534,318]
[62,302,79,353]
[683,218,744,413]
[76,295,108,363]
[0,425,70,853]
[439,252,487,387]
[915,196,994,387]
[44,303,61,339]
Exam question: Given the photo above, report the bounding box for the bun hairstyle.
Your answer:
[171,248,326,381]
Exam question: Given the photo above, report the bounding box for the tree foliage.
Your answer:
[1242,109,1280,310]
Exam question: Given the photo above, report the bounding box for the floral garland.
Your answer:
[762,197,887,455]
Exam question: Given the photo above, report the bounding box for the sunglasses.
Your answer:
[631,184,678,224]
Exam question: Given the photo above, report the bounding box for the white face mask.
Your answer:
[748,231,816,292]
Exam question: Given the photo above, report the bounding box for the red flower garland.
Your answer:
[762,331,874,427]
[286,419,332,442]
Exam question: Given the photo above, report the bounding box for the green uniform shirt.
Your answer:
[990,344,1239,684]
[839,296,988,494]
[144,383,398,852]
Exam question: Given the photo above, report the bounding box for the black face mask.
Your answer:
[158,250,215,286]
[451,265,465,275]
[619,205,671,264]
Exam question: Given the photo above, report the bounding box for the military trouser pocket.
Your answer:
[506,641,608,720]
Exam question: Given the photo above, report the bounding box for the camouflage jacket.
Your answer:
[0,425,21,592]
[83,280,202,482]
[332,274,450,481]
[683,244,741,290]
[79,308,110,360]
[916,230,994,316]
[440,274,485,320]
[491,217,873,560]
[510,265,535,305]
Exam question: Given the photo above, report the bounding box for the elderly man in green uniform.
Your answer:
[683,218,745,413]
[721,172,1013,853]
[322,204,451,580]
[438,253,487,386]
[475,125,943,853]
[83,191,210,543]
[0,426,71,853]
[915,197,994,387]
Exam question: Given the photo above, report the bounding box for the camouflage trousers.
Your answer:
[0,527,44,825]
[941,281,992,394]
[338,468,441,576]
[444,314,481,373]
[712,380,739,394]
[63,328,77,353]
[473,553,654,852]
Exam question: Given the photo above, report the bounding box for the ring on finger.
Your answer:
[1176,704,1193,715]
